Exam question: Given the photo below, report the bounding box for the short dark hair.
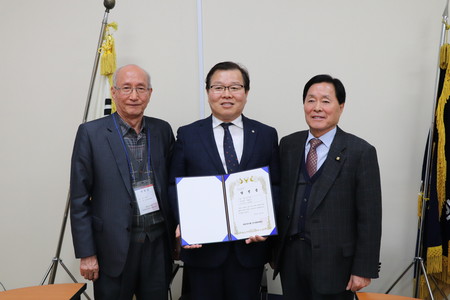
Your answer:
[205,61,250,92]
[302,74,346,104]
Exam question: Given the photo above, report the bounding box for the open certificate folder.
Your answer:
[176,166,277,246]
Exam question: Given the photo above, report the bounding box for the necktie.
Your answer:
[306,138,322,177]
[221,123,239,174]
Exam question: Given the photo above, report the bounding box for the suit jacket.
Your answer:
[274,127,382,294]
[169,115,280,269]
[70,113,175,277]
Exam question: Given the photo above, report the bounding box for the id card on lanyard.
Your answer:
[113,114,161,216]
[134,183,160,215]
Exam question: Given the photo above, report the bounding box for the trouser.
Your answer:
[94,234,169,300]
[280,236,354,300]
[186,247,264,300]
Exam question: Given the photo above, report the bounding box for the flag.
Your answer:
[418,37,450,299]
[86,22,118,121]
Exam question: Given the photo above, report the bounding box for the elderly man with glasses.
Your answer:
[70,64,176,300]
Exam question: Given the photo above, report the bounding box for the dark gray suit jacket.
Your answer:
[274,127,381,294]
[70,113,175,277]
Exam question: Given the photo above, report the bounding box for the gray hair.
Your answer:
[112,64,152,88]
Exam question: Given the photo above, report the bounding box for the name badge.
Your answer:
[134,184,160,215]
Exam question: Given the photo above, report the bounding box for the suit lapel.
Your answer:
[286,132,308,215]
[239,116,257,171]
[198,116,226,174]
[146,117,162,196]
[307,128,347,216]
[106,114,134,198]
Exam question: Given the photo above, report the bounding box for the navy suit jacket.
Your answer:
[70,114,175,277]
[274,127,382,294]
[169,115,280,268]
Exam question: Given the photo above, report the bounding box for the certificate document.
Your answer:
[176,166,277,245]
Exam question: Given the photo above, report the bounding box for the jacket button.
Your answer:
[126,227,130,232]
[287,215,290,220]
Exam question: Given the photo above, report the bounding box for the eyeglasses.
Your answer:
[209,85,244,94]
[115,86,150,95]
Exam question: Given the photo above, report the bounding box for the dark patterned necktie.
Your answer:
[221,123,239,174]
[306,138,322,177]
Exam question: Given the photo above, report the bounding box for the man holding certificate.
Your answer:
[169,61,280,300]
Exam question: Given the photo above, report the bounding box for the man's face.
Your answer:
[303,82,344,137]
[207,69,248,122]
[111,65,152,121]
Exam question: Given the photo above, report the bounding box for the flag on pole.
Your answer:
[419,25,450,299]
[86,22,118,121]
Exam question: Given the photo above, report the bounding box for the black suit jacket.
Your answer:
[169,115,280,268]
[70,114,175,277]
[274,127,382,294]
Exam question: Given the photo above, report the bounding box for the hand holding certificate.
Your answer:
[175,167,277,246]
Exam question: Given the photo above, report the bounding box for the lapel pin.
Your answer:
[251,130,255,133]
[336,156,340,161]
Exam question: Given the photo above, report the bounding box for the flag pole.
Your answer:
[83,0,116,123]
[412,1,449,298]
[386,1,449,298]
[41,1,116,296]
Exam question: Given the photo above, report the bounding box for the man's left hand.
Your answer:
[346,275,371,292]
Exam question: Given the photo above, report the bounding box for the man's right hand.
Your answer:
[176,224,202,249]
[80,255,99,281]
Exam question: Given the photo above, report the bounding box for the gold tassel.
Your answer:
[423,252,450,299]
[436,65,449,218]
[442,254,450,283]
[437,23,450,213]
[441,21,450,69]
[447,45,450,70]
[427,245,443,273]
[100,34,116,76]
[98,22,118,113]
[440,44,448,69]
[446,243,450,277]
[419,274,429,299]
[99,22,118,77]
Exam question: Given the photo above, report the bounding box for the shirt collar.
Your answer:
[212,115,243,129]
[307,127,337,149]
[116,113,145,136]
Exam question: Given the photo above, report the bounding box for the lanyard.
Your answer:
[112,114,151,183]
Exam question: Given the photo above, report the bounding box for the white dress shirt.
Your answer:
[305,127,337,170]
[212,115,244,173]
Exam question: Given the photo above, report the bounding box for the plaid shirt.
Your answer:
[117,114,165,243]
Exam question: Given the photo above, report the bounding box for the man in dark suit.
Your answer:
[169,61,280,300]
[70,64,175,300]
[274,74,382,300]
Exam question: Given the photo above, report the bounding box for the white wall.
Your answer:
[0,0,444,298]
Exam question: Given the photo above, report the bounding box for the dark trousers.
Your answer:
[186,247,264,300]
[94,235,169,300]
[280,237,354,300]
